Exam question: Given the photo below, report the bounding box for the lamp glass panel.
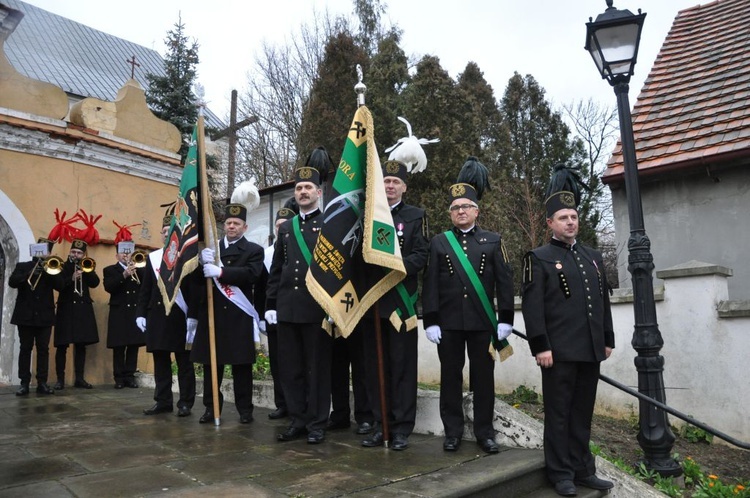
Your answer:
[596,24,639,73]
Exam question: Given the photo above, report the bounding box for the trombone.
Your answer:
[127,250,147,284]
[74,257,96,296]
[27,256,64,290]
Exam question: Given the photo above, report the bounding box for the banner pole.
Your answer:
[373,306,390,447]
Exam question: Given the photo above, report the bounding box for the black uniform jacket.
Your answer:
[103,262,146,348]
[189,237,264,365]
[521,239,615,362]
[54,260,100,346]
[135,254,190,353]
[377,203,429,319]
[266,210,326,324]
[9,259,64,327]
[423,226,514,331]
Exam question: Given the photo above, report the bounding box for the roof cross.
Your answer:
[125,55,140,79]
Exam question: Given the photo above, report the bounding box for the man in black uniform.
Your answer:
[9,238,64,395]
[191,203,265,424]
[103,240,146,389]
[521,190,615,497]
[136,215,195,416]
[422,157,514,454]
[54,239,100,389]
[361,160,429,451]
[265,165,332,444]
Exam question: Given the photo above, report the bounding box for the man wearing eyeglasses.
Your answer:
[422,158,514,455]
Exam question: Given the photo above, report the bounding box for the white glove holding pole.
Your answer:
[200,247,215,264]
[425,325,442,344]
[496,323,513,341]
[203,263,222,278]
[265,310,277,325]
[186,318,198,345]
[136,317,147,333]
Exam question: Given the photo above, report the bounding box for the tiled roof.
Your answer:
[603,0,750,183]
[2,0,224,129]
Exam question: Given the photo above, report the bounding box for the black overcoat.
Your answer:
[103,262,146,348]
[9,260,64,327]
[54,260,100,346]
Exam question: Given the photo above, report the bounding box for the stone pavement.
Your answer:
[0,381,551,497]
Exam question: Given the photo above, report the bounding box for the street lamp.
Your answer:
[585,0,681,477]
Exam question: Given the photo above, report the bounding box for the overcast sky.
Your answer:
[22,0,703,121]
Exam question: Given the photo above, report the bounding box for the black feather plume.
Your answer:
[456,156,491,201]
[283,196,299,214]
[545,162,591,206]
[305,146,333,184]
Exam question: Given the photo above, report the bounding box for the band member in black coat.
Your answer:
[9,238,64,395]
[422,157,514,455]
[54,239,100,390]
[361,160,429,451]
[136,216,195,416]
[266,164,332,444]
[103,241,146,389]
[191,203,265,424]
[521,188,615,497]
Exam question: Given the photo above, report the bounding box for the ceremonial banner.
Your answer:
[307,105,406,337]
[158,122,204,314]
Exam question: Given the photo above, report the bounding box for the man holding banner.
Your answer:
[265,161,332,444]
[422,157,515,455]
[190,203,265,424]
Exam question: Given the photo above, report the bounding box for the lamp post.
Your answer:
[585,0,681,476]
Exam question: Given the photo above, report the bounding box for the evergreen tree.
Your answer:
[145,15,200,161]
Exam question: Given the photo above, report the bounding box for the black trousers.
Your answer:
[17,325,52,385]
[152,349,195,409]
[330,327,373,426]
[112,345,140,383]
[202,363,253,417]
[277,322,332,431]
[437,328,496,440]
[55,344,87,382]
[362,318,418,436]
[266,323,286,411]
[541,361,599,483]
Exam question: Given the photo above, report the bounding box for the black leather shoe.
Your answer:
[74,379,93,389]
[477,437,500,454]
[391,433,409,451]
[326,419,351,430]
[240,413,254,424]
[124,380,138,389]
[53,381,64,390]
[176,406,191,417]
[443,436,461,451]
[361,431,384,447]
[307,429,325,444]
[143,403,173,415]
[36,383,54,395]
[574,475,614,490]
[356,421,374,434]
[114,383,124,389]
[199,409,214,423]
[16,384,30,396]
[554,480,577,496]
[277,426,305,441]
[268,407,288,419]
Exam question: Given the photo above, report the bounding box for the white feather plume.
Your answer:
[384,116,439,174]
[230,180,260,221]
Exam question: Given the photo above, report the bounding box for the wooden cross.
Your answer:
[125,55,141,79]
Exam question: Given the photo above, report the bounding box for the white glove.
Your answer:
[264,310,277,325]
[200,247,215,264]
[203,263,222,278]
[425,325,442,344]
[259,320,267,335]
[136,316,147,333]
[497,323,513,341]
[186,318,198,345]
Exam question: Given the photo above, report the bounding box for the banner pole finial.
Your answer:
[355,64,366,107]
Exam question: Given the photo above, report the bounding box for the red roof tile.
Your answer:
[603,0,750,183]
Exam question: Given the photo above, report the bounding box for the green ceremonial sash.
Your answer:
[389,281,418,332]
[443,230,513,361]
[292,216,312,265]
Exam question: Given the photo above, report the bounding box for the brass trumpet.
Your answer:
[74,257,96,296]
[27,256,64,290]
[127,250,147,284]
